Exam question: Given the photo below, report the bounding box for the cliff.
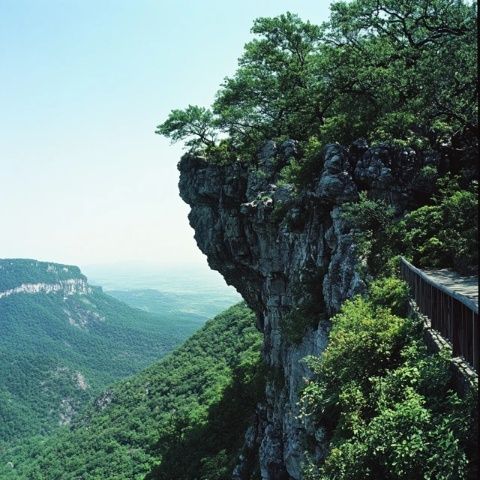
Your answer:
[178,139,461,479]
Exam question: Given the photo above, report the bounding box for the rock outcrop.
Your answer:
[177,140,448,479]
[0,278,91,300]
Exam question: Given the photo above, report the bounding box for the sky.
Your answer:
[0,0,332,270]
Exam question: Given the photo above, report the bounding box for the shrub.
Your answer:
[281,305,320,345]
[300,295,477,480]
[277,137,325,190]
[281,270,326,344]
[368,277,410,317]
[397,177,478,274]
[301,298,412,430]
[341,192,396,276]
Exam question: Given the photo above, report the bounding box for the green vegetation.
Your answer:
[281,270,326,345]
[341,176,478,276]
[367,276,409,317]
[395,177,478,274]
[2,2,477,478]
[0,259,84,291]
[300,281,478,480]
[106,287,239,320]
[281,305,321,345]
[158,1,476,157]
[341,192,396,276]
[0,303,263,480]
[0,261,202,448]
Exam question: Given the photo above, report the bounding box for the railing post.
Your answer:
[473,311,479,372]
[399,257,478,373]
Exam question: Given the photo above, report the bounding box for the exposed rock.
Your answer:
[75,372,88,391]
[315,144,357,205]
[59,398,76,426]
[0,278,91,300]
[177,140,445,479]
[94,390,114,411]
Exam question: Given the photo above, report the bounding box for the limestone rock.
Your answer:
[177,140,435,479]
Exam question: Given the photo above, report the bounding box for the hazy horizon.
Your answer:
[1,1,331,267]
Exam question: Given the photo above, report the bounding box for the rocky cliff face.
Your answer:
[177,139,451,479]
[0,278,91,300]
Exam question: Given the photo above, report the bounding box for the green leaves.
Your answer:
[300,288,477,480]
[322,0,477,144]
[397,177,478,273]
[0,303,263,480]
[341,192,396,275]
[213,12,324,152]
[368,277,410,316]
[157,2,476,161]
[156,105,217,150]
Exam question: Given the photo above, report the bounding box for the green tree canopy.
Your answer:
[156,105,217,150]
[157,1,477,156]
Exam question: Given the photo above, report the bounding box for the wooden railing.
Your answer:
[400,257,479,372]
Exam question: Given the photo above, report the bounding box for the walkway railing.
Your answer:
[400,257,479,372]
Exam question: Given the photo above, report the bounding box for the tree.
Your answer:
[319,0,477,145]
[157,1,477,157]
[156,105,217,151]
[213,12,323,151]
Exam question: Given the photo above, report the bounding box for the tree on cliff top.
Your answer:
[156,105,217,150]
[157,0,477,156]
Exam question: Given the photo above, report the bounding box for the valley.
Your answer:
[0,259,236,455]
[0,303,261,479]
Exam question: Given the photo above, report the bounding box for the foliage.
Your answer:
[0,262,203,448]
[368,276,409,317]
[300,292,477,480]
[213,13,323,154]
[340,173,478,275]
[0,259,84,291]
[395,176,478,274]
[281,270,326,344]
[317,0,477,146]
[278,137,324,189]
[341,192,396,275]
[155,105,217,150]
[157,1,477,157]
[0,303,263,480]
[281,304,320,345]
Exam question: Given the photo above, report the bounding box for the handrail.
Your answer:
[400,257,478,313]
[399,257,479,372]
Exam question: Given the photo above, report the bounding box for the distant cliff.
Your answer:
[178,133,477,479]
[0,259,86,290]
[0,259,197,448]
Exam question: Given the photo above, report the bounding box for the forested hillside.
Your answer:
[0,303,263,480]
[1,0,477,479]
[0,259,85,291]
[0,259,202,448]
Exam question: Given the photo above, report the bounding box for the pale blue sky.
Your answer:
[0,0,331,269]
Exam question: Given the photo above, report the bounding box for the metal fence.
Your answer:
[400,257,479,372]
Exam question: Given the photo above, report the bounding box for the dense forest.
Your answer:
[0,259,85,291]
[0,304,263,479]
[159,0,478,273]
[158,1,476,156]
[156,0,478,478]
[300,277,478,479]
[0,260,203,449]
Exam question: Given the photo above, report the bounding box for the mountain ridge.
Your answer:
[0,259,86,291]
[0,258,206,448]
